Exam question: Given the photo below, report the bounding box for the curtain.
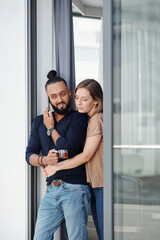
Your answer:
[54,1,75,238]
[121,10,160,146]
[54,0,75,109]
[119,3,160,174]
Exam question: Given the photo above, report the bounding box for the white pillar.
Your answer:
[0,0,26,239]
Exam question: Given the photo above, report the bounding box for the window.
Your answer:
[73,16,102,86]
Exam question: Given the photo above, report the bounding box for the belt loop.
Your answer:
[60,180,64,186]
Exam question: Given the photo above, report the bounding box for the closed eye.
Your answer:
[61,91,66,97]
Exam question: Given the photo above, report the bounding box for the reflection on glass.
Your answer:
[113,0,160,146]
[113,0,160,239]
[114,149,160,240]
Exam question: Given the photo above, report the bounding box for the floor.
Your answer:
[87,215,98,240]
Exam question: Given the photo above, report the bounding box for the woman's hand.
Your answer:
[41,167,47,177]
[41,164,58,177]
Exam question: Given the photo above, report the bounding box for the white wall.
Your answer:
[0,0,26,239]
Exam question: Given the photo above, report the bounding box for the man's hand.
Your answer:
[43,149,58,166]
[43,107,55,129]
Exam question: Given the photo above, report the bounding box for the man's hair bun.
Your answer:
[47,70,57,79]
[45,70,68,90]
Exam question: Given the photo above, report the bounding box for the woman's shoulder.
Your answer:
[87,112,103,136]
[89,112,103,124]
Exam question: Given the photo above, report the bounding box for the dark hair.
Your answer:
[45,70,68,90]
[74,79,103,113]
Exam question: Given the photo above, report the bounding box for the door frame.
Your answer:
[103,0,114,239]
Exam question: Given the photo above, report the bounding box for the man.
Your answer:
[26,70,90,240]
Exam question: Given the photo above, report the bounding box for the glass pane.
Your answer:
[73,16,102,86]
[113,0,160,146]
[113,0,160,239]
[114,149,160,239]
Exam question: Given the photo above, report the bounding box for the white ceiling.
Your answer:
[72,0,160,19]
[72,0,103,17]
[81,0,103,8]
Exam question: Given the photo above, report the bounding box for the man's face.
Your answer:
[47,81,71,115]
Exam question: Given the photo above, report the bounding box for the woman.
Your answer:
[43,79,103,240]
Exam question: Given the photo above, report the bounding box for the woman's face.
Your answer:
[75,87,98,116]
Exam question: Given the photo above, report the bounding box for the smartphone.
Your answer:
[48,97,51,115]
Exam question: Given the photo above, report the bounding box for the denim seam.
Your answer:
[44,208,59,240]
[81,189,86,240]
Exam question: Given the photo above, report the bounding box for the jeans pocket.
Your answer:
[62,182,83,192]
[46,185,54,193]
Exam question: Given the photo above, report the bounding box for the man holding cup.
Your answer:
[26,70,90,240]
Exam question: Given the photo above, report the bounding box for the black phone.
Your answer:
[48,97,51,112]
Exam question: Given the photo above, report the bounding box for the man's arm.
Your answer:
[55,113,88,157]
[43,108,61,145]
[25,117,58,166]
[25,117,41,165]
[29,151,58,166]
[43,109,88,157]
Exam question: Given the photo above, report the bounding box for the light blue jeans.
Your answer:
[91,187,103,240]
[34,181,91,240]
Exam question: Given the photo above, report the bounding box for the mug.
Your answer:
[58,149,68,159]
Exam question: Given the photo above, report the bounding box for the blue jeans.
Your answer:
[91,187,103,240]
[34,181,91,240]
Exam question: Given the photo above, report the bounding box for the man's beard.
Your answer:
[51,101,70,115]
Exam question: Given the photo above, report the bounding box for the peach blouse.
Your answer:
[85,112,103,188]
